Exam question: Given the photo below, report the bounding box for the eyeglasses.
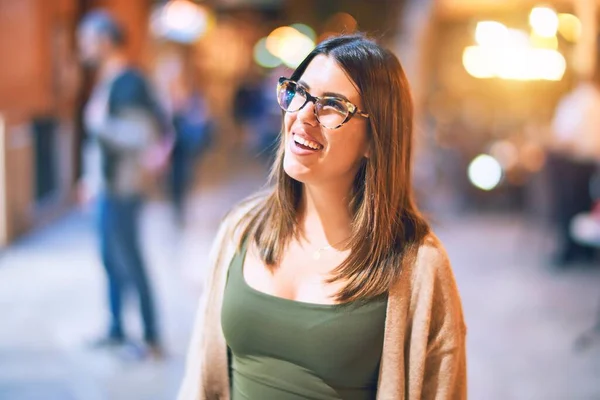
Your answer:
[276,77,369,130]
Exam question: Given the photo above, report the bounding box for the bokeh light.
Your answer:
[265,27,300,57]
[558,13,582,43]
[529,6,559,38]
[529,32,558,50]
[264,26,315,68]
[464,23,566,81]
[468,154,503,191]
[290,23,316,42]
[506,28,531,48]
[253,37,282,68]
[462,46,495,79]
[150,0,212,43]
[277,33,314,68]
[530,48,566,81]
[475,21,509,47]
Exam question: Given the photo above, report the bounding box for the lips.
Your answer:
[292,132,324,151]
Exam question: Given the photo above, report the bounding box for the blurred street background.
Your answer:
[1,0,600,399]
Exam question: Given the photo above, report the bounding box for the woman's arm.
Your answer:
[408,239,467,400]
[421,250,467,399]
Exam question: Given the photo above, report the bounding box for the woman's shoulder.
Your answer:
[416,232,450,269]
[403,232,456,288]
[216,190,270,239]
[405,232,467,332]
[203,191,269,274]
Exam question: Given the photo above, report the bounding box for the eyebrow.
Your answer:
[298,79,351,102]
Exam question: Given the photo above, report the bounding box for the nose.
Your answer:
[296,99,318,127]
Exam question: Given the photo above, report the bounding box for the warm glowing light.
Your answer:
[558,13,582,43]
[529,6,559,38]
[496,48,533,80]
[475,21,509,47]
[290,23,316,42]
[150,0,212,43]
[253,38,282,69]
[463,47,565,81]
[279,34,314,68]
[266,27,299,56]
[528,49,564,81]
[266,26,315,68]
[530,32,558,50]
[464,24,566,81]
[507,29,531,48]
[462,46,495,79]
[503,48,565,81]
[468,155,503,191]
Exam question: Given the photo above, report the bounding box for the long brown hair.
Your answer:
[239,33,430,302]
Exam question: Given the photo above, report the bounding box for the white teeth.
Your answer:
[293,135,322,150]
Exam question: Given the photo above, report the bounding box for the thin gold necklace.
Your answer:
[312,238,348,260]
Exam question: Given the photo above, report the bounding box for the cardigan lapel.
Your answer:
[200,228,240,399]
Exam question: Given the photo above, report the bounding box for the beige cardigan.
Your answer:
[178,199,467,400]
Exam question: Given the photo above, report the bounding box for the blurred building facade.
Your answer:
[0,0,150,245]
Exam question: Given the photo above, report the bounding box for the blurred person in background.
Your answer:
[547,58,600,267]
[233,71,267,149]
[234,66,286,169]
[77,10,164,358]
[167,65,214,225]
[179,34,466,400]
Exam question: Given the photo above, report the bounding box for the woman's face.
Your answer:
[77,26,104,66]
[282,55,369,187]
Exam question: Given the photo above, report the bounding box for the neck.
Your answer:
[300,180,354,248]
[99,51,128,79]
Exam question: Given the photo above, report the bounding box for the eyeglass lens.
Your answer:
[277,80,349,129]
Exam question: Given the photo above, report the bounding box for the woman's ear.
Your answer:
[364,142,371,159]
[364,124,372,158]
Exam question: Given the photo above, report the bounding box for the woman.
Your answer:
[179,34,467,400]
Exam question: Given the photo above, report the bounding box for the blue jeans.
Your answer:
[98,194,158,344]
[169,144,195,221]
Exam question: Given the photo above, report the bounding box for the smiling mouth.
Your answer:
[293,133,323,151]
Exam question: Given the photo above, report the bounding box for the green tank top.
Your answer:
[221,239,388,400]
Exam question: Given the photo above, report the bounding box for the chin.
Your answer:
[283,150,314,183]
